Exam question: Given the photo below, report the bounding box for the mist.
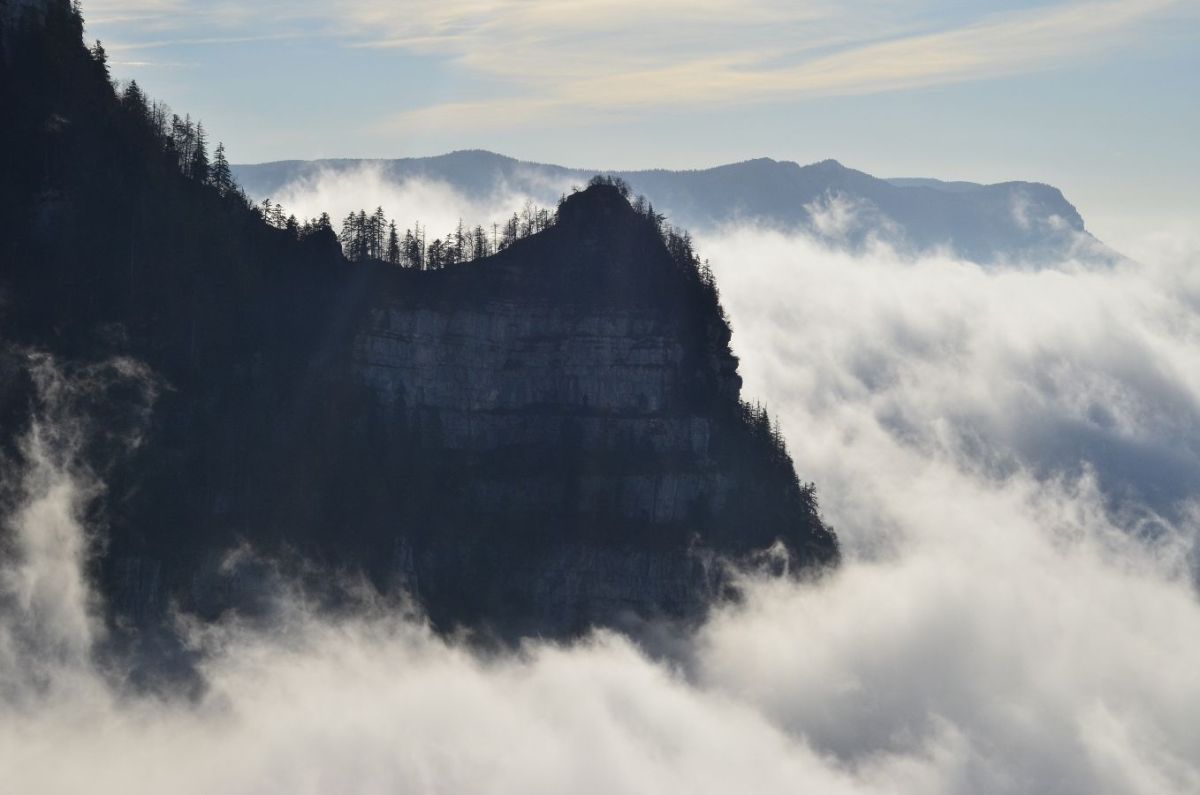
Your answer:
[268,164,577,239]
[3,178,1200,794]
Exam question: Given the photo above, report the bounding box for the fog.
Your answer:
[269,164,576,239]
[2,179,1200,794]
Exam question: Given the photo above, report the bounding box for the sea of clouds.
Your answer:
[2,174,1199,794]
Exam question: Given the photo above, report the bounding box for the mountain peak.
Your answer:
[555,182,637,226]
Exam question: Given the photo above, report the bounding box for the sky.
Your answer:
[81,0,1199,245]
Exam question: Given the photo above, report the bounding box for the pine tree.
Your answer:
[386,221,401,265]
[371,207,387,260]
[402,229,417,268]
[209,142,234,195]
[427,238,444,269]
[339,211,357,258]
[89,40,110,81]
[167,114,188,171]
[453,219,467,264]
[121,81,149,124]
[356,210,369,262]
[472,225,488,260]
[190,121,209,182]
[67,0,84,37]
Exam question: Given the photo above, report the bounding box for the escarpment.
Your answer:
[277,185,839,633]
[197,184,838,636]
[0,7,837,643]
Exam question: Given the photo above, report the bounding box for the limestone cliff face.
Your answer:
[75,186,837,637]
[275,185,838,633]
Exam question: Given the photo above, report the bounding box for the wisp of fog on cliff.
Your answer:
[2,175,1199,794]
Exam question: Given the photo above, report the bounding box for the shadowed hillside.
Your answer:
[0,3,836,654]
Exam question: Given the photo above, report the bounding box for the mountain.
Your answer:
[0,4,836,653]
[235,150,1105,265]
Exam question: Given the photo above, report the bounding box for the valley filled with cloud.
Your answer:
[3,175,1198,794]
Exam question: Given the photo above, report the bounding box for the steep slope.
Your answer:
[235,150,1104,264]
[260,184,835,635]
[0,6,836,644]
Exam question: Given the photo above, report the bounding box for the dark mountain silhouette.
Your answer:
[0,2,836,657]
[235,150,1108,264]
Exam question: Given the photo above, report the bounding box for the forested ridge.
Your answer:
[0,3,833,646]
[0,0,764,432]
[0,3,727,305]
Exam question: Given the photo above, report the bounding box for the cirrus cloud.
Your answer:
[83,0,1192,130]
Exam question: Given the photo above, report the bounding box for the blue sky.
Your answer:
[83,0,1199,242]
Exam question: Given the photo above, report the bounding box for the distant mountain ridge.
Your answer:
[234,150,1107,265]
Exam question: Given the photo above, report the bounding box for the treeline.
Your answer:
[86,41,725,289]
[255,174,724,291]
[105,75,238,199]
[252,197,558,270]
[4,3,212,195]
[335,199,555,269]
[27,6,719,293]
[81,25,294,233]
[82,28,725,308]
[739,399,801,476]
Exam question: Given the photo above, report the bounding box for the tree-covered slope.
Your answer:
[0,4,836,646]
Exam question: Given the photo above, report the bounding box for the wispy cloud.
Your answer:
[83,0,1187,130]
[104,32,310,52]
[377,0,1182,128]
[82,0,311,35]
[108,60,195,68]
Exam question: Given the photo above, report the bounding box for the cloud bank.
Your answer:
[2,182,1200,792]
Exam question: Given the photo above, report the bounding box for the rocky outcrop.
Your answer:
[0,186,836,640]
[0,14,836,642]
[247,185,836,634]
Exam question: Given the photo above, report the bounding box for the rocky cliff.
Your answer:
[0,10,836,646]
[80,186,838,640]
[307,186,836,633]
